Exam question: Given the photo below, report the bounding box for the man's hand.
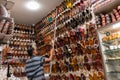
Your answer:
[45,48,54,62]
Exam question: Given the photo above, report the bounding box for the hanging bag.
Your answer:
[0,4,9,18]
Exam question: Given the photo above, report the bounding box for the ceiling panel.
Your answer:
[9,0,63,25]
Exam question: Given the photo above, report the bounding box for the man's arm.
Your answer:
[45,48,54,62]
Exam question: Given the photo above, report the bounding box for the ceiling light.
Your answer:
[26,0,40,10]
[112,22,120,29]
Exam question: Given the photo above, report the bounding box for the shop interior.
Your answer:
[0,0,120,80]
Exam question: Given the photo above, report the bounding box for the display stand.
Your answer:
[0,16,14,79]
[34,0,120,79]
[49,8,57,78]
[94,0,120,80]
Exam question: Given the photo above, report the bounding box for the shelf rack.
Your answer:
[0,17,12,22]
[0,17,14,44]
[93,0,120,14]
[0,16,14,79]
[97,20,120,80]
[35,0,117,79]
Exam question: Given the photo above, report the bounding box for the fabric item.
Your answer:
[0,4,9,17]
[25,56,45,80]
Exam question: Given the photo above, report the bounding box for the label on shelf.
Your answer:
[48,17,53,22]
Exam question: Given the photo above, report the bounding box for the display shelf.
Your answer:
[43,63,50,67]
[55,41,77,50]
[104,49,120,52]
[44,29,54,38]
[0,17,12,22]
[102,38,120,45]
[56,0,80,18]
[4,24,33,78]
[38,19,55,33]
[107,71,120,73]
[14,25,34,32]
[94,0,120,14]
[97,19,120,80]
[106,59,120,62]
[0,16,14,43]
[9,52,28,55]
[56,8,70,19]
[0,33,5,39]
[106,57,120,61]
[98,20,120,33]
[37,44,46,49]
[38,42,50,50]
[43,16,73,38]
[55,11,82,33]
[0,33,13,44]
[45,19,55,27]
[34,0,105,79]
[102,41,117,46]
[39,23,55,36]
[50,69,104,77]
[40,28,54,39]
[104,49,120,57]
[38,40,44,44]
[37,0,81,39]
[3,35,13,42]
[102,43,110,47]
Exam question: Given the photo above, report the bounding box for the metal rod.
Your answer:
[50,8,57,75]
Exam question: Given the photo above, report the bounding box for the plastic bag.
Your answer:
[0,4,9,18]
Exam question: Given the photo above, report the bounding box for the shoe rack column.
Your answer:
[50,8,57,74]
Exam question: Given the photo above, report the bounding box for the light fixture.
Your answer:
[112,22,120,29]
[26,0,40,10]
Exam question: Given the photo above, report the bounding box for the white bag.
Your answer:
[0,4,9,18]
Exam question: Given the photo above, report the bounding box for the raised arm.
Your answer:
[45,48,54,62]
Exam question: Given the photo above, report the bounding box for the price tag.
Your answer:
[48,17,52,22]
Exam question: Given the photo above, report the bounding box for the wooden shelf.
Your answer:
[56,8,70,18]
[0,17,14,43]
[56,0,80,18]
[35,0,80,40]
[39,20,55,33]
[38,40,44,43]
[43,63,50,67]
[46,19,55,27]
[2,34,13,43]
[0,17,12,22]
[37,13,82,46]
[43,12,81,38]
[44,29,54,38]
[56,11,81,31]
[0,33,13,44]
[38,42,50,50]
[0,33,5,40]
[98,20,120,33]
[93,0,120,14]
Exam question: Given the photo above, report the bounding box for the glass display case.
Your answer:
[97,20,120,80]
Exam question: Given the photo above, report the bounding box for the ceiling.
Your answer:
[8,0,63,25]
